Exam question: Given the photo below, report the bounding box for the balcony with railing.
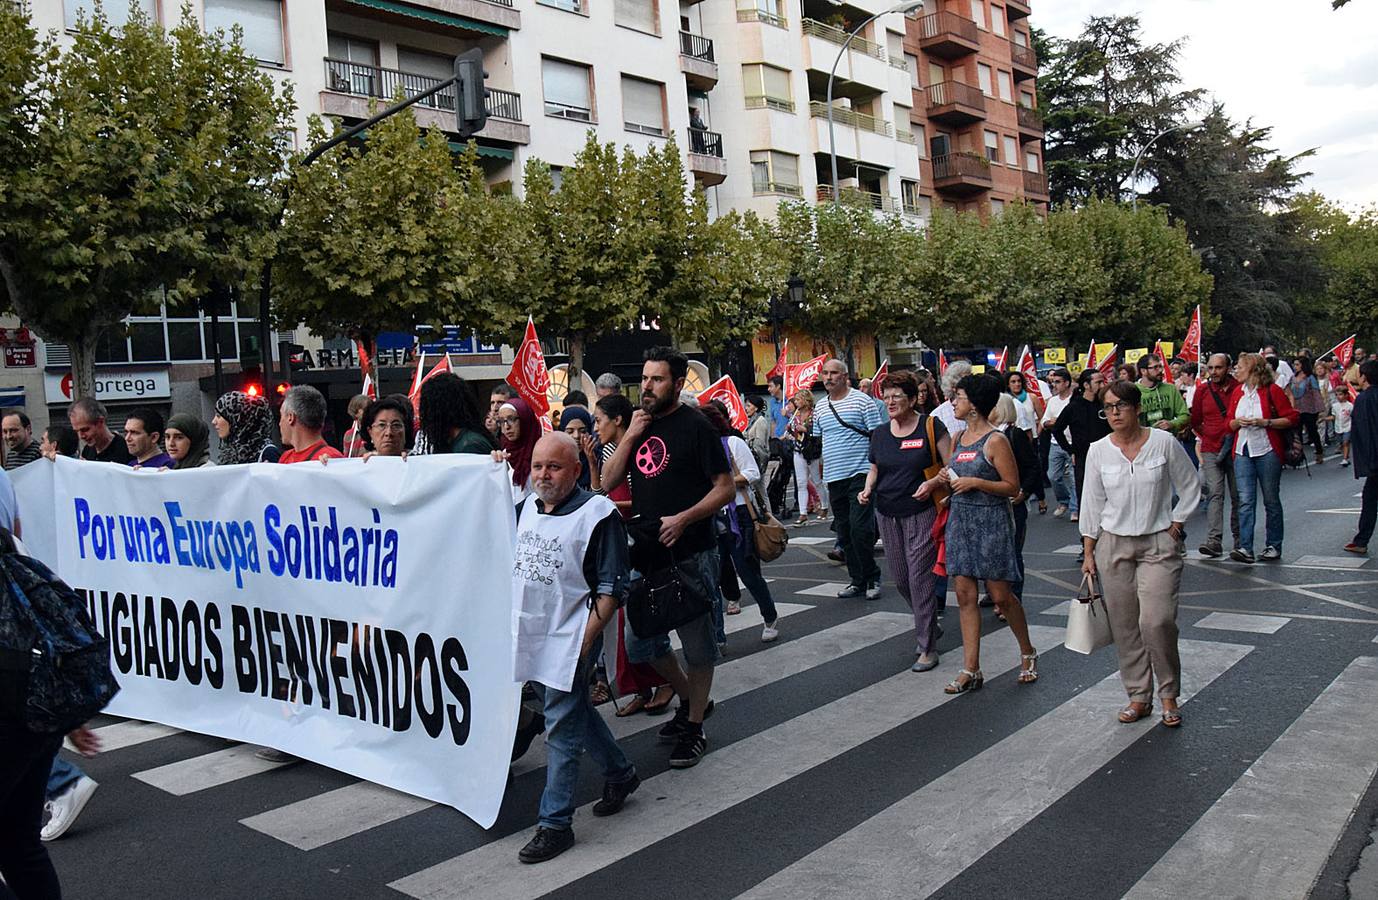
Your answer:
[1005,0,1030,19]
[1017,104,1042,139]
[1022,168,1048,199]
[1010,40,1037,78]
[808,101,893,137]
[931,151,992,195]
[801,18,888,59]
[925,80,986,125]
[679,31,718,91]
[815,185,897,212]
[687,128,727,186]
[916,11,980,59]
[321,58,529,145]
[736,7,787,27]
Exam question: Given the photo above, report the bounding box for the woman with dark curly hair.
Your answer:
[419,373,493,456]
[361,396,413,457]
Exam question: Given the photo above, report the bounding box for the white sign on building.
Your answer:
[43,366,172,405]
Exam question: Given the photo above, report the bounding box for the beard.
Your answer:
[534,479,571,507]
[642,388,676,415]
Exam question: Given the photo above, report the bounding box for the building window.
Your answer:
[997,70,1013,103]
[1025,149,1039,171]
[621,76,666,136]
[614,0,659,34]
[542,57,594,121]
[977,63,993,97]
[750,150,800,195]
[539,0,584,13]
[968,0,984,29]
[894,105,914,143]
[901,179,921,214]
[916,123,926,156]
[991,5,1005,35]
[1020,89,1035,108]
[736,0,785,27]
[64,0,154,28]
[204,0,285,66]
[742,63,793,112]
[983,129,999,162]
[398,47,460,109]
[1002,135,1018,166]
[1012,29,1028,47]
[990,198,1005,215]
[906,53,920,88]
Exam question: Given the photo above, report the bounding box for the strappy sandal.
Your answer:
[615,691,649,717]
[944,668,984,694]
[590,681,612,705]
[1161,707,1183,728]
[1118,702,1152,723]
[643,685,675,715]
[1017,651,1039,684]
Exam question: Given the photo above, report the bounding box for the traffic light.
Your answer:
[453,48,488,140]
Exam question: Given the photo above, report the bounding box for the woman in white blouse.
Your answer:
[1080,380,1201,728]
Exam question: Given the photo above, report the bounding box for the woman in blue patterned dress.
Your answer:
[942,373,1039,694]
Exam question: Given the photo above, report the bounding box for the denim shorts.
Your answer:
[623,547,722,668]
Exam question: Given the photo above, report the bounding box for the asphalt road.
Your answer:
[44,453,1378,899]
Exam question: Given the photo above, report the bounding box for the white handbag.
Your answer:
[1065,572,1113,655]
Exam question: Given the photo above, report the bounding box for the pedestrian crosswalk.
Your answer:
[58,575,1378,900]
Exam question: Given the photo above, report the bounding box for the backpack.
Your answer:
[0,528,119,733]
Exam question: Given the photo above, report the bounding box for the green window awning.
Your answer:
[341,0,509,37]
[448,141,514,160]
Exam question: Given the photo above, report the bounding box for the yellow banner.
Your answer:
[1042,348,1067,364]
[971,364,987,374]
[1094,342,1116,361]
[1125,348,1148,363]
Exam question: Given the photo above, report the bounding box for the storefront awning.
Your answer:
[341,0,509,37]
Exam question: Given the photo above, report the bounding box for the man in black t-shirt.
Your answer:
[68,397,133,464]
[602,347,734,769]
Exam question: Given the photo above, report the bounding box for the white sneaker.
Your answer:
[761,621,779,642]
[1053,505,1067,518]
[41,775,98,841]
[866,582,882,601]
[1069,512,1079,523]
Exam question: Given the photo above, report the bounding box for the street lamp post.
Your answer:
[1128,119,1206,210]
[771,275,806,356]
[826,0,925,206]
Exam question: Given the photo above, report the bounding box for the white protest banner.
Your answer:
[12,455,520,828]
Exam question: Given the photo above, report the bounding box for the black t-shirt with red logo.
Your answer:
[867,415,948,518]
[627,403,730,558]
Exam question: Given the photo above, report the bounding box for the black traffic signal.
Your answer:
[454,48,489,140]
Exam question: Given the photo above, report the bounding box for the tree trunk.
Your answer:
[843,334,856,375]
[569,333,586,386]
[69,329,99,402]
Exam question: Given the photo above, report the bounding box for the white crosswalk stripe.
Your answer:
[669,600,810,650]
[388,624,1068,899]
[241,781,435,850]
[739,639,1251,900]
[87,720,182,752]
[132,743,294,795]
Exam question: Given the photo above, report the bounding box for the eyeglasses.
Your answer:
[370,421,405,433]
[497,417,520,427]
[1102,401,1133,414]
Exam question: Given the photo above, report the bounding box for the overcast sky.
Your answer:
[1036,0,1378,210]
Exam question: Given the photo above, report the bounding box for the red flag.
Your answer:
[938,349,948,375]
[871,359,889,397]
[1018,347,1044,402]
[993,346,1009,373]
[506,317,551,416]
[1153,339,1171,364]
[409,353,453,417]
[785,354,828,397]
[1326,334,1357,369]
[1085,340,1098,372]
[766,339,789,380]
[1096,344,1119,377]
[1180,307,1201,363]
[698,376,749,431]
[355,340,377,400]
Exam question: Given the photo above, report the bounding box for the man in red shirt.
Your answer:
[277,385,344,464]
[1190,352,1240,557]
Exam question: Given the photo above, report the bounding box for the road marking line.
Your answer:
[1307,508,1362,514]
[1053,543,1082,555]
[739,639,1251,900]
[389,625,1066,900]
[795,582,853,597]
[788,537,836,546]
[1184,560,1378,616]
[133,744,293,796]
[671,601,810,650]
[1292,554,1368,569]
[1124,656,1378,900]
[511,612,916,776]
[1194,611,1291,634]
[241,782,435,850]
[88,720,182,752]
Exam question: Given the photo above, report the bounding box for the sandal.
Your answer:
[794,516,809,528]
[944,668,984,694]
[590,681,612,705]
[1118,702,1152,723]
[1161,707,1183,728]
[1038,500,1048,515]
[615,691,649,717]
[643,685,675,715]
[1017,651,1038,684]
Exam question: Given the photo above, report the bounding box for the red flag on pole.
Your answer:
[766,339,789,380]
[409,353,453,418]
[1096,344,1119,377]
[698,376,750,431]
[355,340,377,400]
[1018,347,1044,402]
[1325,334,1357,369]
[785,354,828,397]
[938,349,948,376]
[993,346,1009,373]
[1085,340,1098,372]
[871,359,889,397]
[506,316,551,416]
[1180,307,1202,363]
[408,349,427,405]
[1153,338,1171,364]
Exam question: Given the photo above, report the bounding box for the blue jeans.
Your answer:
[1047,444,1077,513]
[536,644,635,831]
[46,756,83,801]
[728,505,778,624]
[1234,449,1283,553]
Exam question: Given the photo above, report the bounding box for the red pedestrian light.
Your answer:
[245,383,262,397]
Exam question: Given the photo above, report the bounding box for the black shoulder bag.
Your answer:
[624,519,714,639]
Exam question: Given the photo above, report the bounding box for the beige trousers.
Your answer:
[1094,530,1184,701]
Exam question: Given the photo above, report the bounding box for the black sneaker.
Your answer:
[657,700,714,742]
[591,773,640,817]
[518,826,574,864]
[836,583,865,599]
[1198,543,1222,558]
[826,549,846,563]
[1229,548,1255,564]
[668,729,707,769]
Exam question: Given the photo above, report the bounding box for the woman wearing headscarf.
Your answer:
[212,391,280,465]
[165,414,214,469]
[496,396,540,501]
[559,406,597,489]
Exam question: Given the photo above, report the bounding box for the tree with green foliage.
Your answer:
[1037,15,1204,207]
[0,5,293,398]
